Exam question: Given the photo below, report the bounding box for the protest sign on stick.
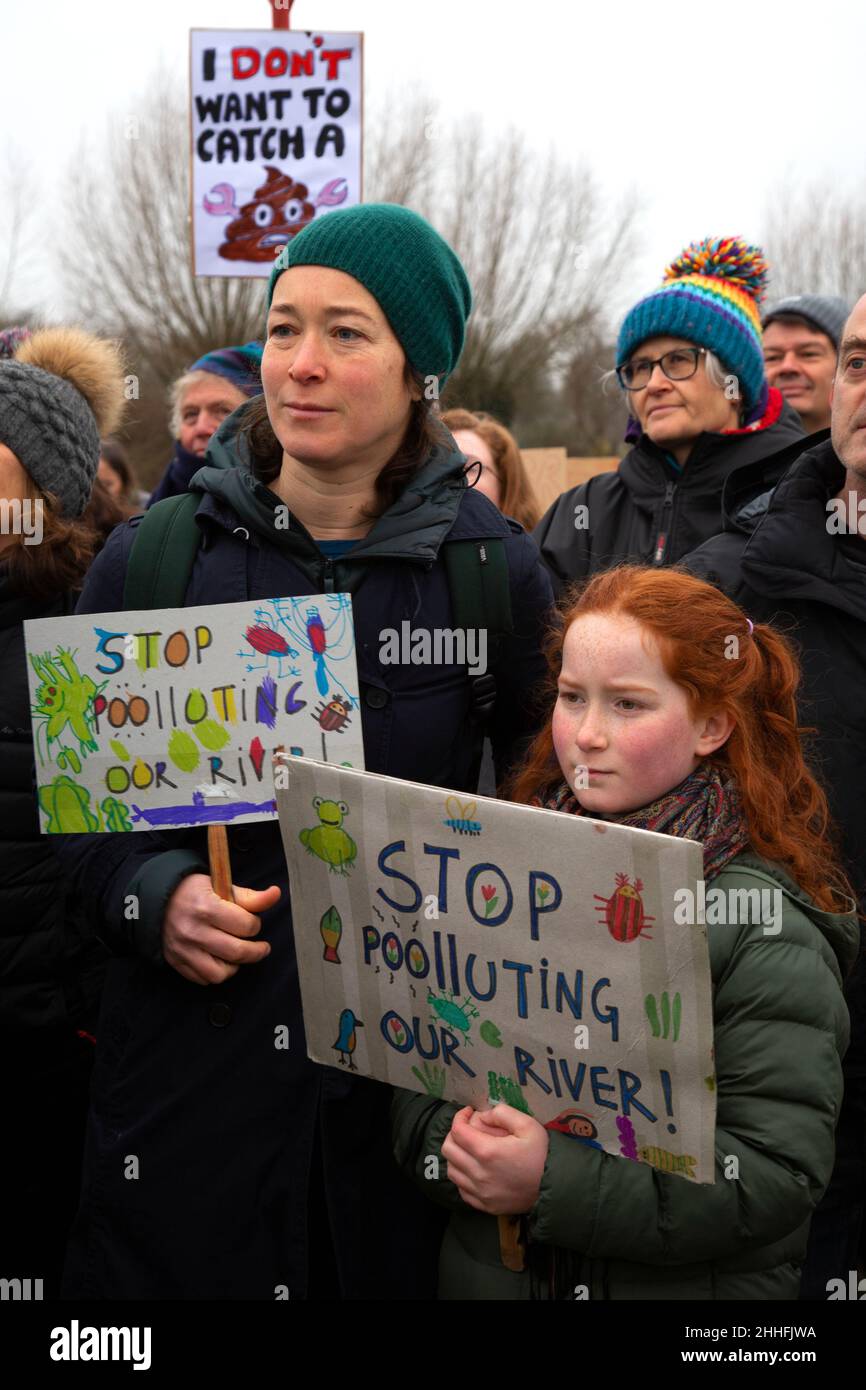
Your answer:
[190,28,363,276]
[278,757,716,1185]
[24,595,364,835]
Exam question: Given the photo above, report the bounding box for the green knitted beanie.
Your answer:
[266,204,472,386]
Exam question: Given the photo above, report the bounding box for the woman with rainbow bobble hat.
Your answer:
[534,237,806,594]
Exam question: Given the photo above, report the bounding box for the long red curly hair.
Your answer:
[508,566,851,913]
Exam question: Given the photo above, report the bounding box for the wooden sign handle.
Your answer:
[270,0,294,28]
[497,1214,526,1272]
[208,824,234,902]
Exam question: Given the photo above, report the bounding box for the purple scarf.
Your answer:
[535,762,749,882]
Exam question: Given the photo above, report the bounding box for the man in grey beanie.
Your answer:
[762,294,851,434]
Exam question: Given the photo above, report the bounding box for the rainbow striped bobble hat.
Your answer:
[617,237,770,417]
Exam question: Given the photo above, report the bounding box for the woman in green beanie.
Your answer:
[57,204,555,1301]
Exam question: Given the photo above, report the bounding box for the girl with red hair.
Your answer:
[393,565,858,1300]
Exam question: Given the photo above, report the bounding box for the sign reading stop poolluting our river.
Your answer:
[190,28,362,276]
[278,758,717,1185]
[24,596,364,834]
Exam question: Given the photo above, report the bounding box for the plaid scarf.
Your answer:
[535,761,749,882]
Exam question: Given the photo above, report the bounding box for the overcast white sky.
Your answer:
[5,0,866,319]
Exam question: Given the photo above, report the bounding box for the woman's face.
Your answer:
[626,335,739,453]
[551,612,732,815]
[451,429,501,509]
[0,442,32,555]
[262,265,420,473]
[97,457,122,498]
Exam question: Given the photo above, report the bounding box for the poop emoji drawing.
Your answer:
[210,167,348,262]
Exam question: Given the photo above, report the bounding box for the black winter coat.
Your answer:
[0,576,106,1033]
[685,436,866,1105]
[56,415,554,1299]
[533,390,804,594]
[145,440,203,508]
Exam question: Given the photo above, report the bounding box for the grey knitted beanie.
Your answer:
[0,328,126,518]
[762,294,851,348]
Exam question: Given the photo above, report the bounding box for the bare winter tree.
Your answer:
[764,183,866,304]
[64,72,265,372]
[0,151,42,325]
[364,87,439,210]
[61,72,266,484]
[60,75,638,479]
[515,330,628,457]
[366,95,640,428]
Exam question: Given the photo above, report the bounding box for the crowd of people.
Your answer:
[0,206,863,1303]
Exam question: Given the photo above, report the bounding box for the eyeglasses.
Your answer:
[616,346,708,392]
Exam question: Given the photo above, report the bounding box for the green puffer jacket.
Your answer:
[391,851,858,1300]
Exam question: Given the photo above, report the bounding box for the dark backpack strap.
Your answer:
[123,493,202,610]
[443,538,513,720]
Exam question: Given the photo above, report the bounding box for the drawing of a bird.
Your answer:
[333,1009,363,1070]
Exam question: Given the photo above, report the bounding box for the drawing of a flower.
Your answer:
[481,884,498,918]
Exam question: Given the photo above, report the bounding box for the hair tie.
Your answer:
[746,618,754,635]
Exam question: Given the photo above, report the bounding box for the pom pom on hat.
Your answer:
[663,236,769,305]
[16,327,127,437]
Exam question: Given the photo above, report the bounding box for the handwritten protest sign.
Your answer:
[190,28,362,276]
[25,595,363,834]
[278,758,716,1184]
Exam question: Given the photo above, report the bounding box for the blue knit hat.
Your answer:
[617,237,770,416]
[266,204,472,387]
[0,325,32,359]
[189,341,263,397]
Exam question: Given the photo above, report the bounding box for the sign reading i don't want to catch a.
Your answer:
[189,28,362,276]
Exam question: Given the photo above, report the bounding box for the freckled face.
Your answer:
[551,613,716,815]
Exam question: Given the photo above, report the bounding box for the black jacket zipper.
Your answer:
[653,481,676,564]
